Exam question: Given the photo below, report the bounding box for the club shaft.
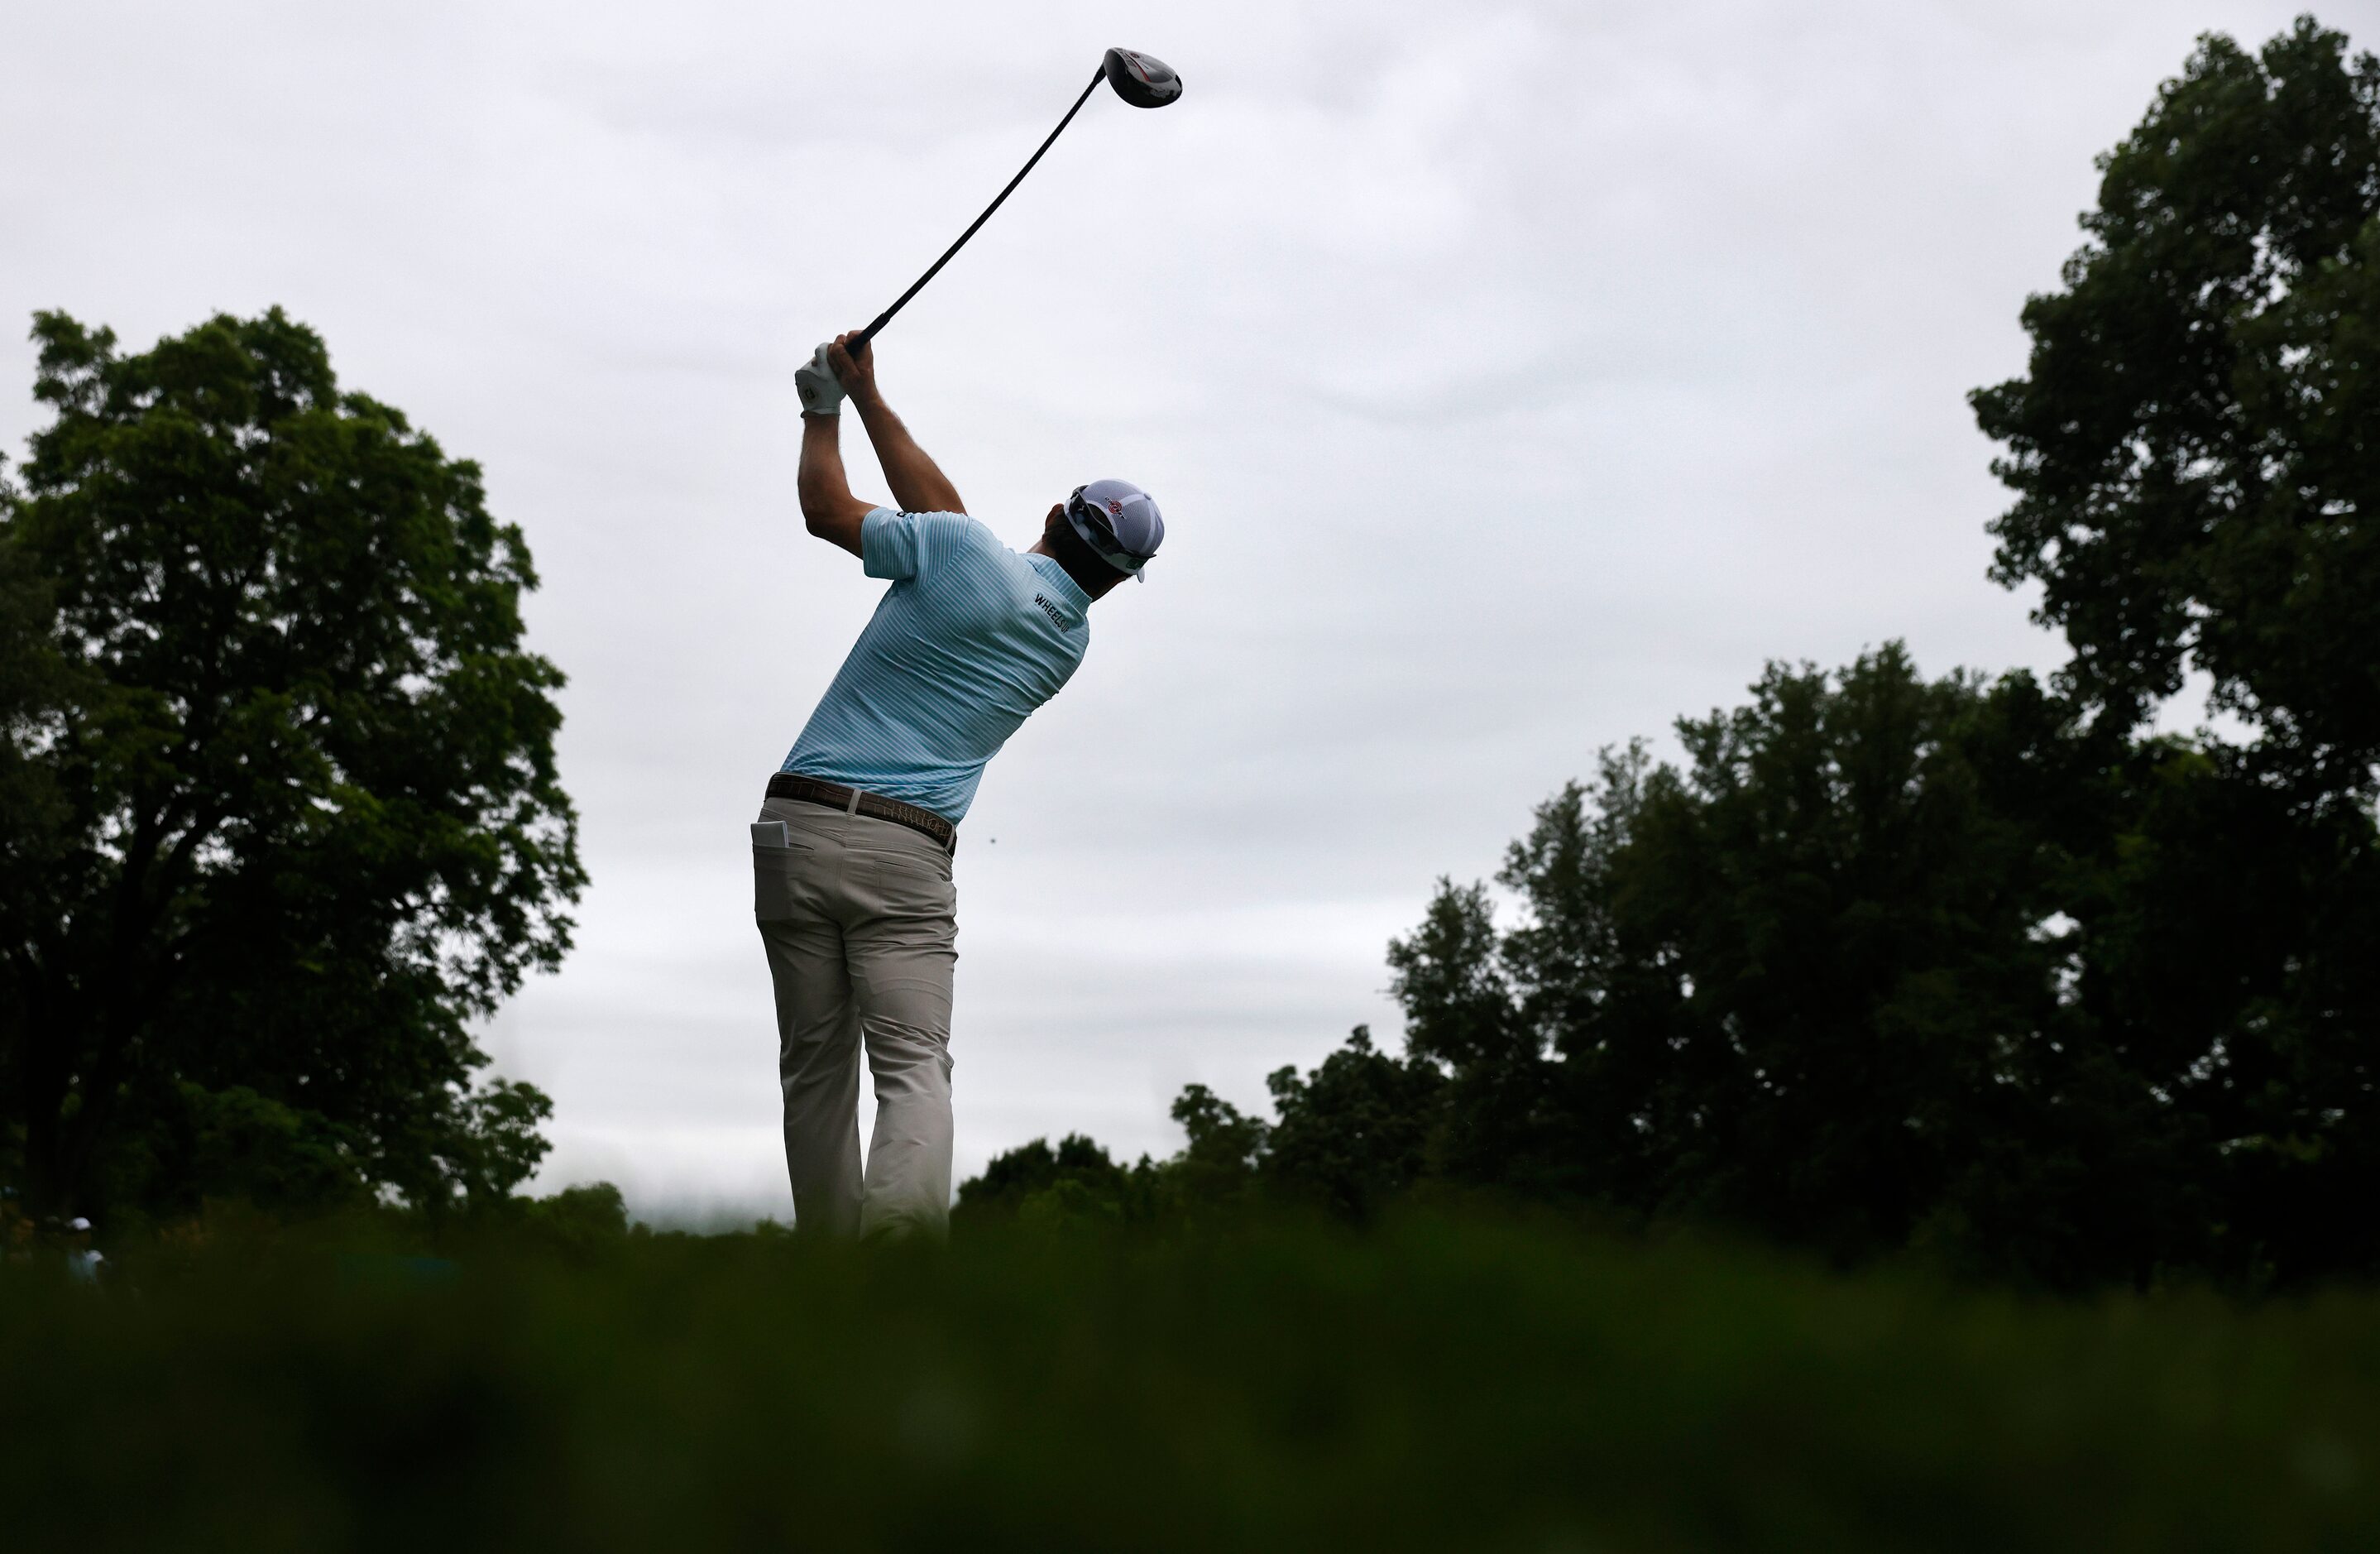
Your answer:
[849,67,1106,353]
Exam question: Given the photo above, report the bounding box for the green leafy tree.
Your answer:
[2034,736,2380,1283]
[0,516,79,1187]
[1585,650,2083,1263]
[1385,881,1563,1195]
[1163,1083,1271,1216]
[1971,17,2380,792]
[953,1134,1159,1232]
[1362,649,2101,1271]
[1262,1026,1444,1221]
[0,309,583,1219]
[1971,14,2380,1279]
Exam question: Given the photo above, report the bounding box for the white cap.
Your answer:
[1065,479,1165,578]
[67,1216,91,1232]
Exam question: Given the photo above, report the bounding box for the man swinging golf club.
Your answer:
[754,333,1164,1238]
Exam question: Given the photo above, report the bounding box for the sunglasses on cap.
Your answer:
[1066,485,1155,569]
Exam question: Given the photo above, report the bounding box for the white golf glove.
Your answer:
[795,343,844,417]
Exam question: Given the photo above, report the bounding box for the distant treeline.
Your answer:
[960,19,2380,1291]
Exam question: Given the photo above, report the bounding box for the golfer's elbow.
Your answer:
[798,489,869,556]
[802,507,851,549]
[797,473,843,536]
[800,491,834,536]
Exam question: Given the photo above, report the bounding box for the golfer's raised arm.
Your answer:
[797,410,873,557]
[831,335,965,517]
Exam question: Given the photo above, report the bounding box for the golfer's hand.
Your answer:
[794,344,844,418]
[830,333,878,403]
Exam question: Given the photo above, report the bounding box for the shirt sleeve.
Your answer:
[862,510,980,582]
[860,508,918,580]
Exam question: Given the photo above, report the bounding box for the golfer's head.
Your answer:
[1050,478,1165,584]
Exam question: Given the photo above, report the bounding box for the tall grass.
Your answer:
[4,1211,2374,1552]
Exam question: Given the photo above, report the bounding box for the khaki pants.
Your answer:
[752,795,957,1239]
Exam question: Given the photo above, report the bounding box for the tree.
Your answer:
[1970,14,2380,1280]
[1385,880,1563,1195]
[1971,17,2380,795]
[955,1134,1131,1221]
[0,309,583,1219]
[1163,1083,1271,1216]
[1597,650,2088,1262]
[1262,1026,1444,1221]
[0,511,78,1190]
[1377,649,2113,1273]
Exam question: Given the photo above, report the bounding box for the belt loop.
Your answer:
[845,784,862,817]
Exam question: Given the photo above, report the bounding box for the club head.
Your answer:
[1102,48,1182,108]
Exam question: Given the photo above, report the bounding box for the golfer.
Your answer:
[754,333,1164,1240]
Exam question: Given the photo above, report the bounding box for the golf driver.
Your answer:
[842,48,1181,358]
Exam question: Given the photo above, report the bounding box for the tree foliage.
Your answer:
[1262,1026,1444,1221]
[1959,13,2380,1275]
[0,309,582,1219]
[1334,650,2170,1283]
[1971,17,2380,792]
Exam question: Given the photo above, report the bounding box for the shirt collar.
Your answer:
[1026,553,1092,614]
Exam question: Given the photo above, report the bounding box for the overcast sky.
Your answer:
[6,0,2368,1221]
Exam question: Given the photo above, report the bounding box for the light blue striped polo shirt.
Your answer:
[781,508,1090,823]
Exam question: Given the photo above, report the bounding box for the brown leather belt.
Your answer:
[765,773,956,851]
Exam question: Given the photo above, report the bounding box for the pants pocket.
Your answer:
[752,831,816,922]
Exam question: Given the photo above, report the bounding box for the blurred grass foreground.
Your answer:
[4,1206,2376,1553]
